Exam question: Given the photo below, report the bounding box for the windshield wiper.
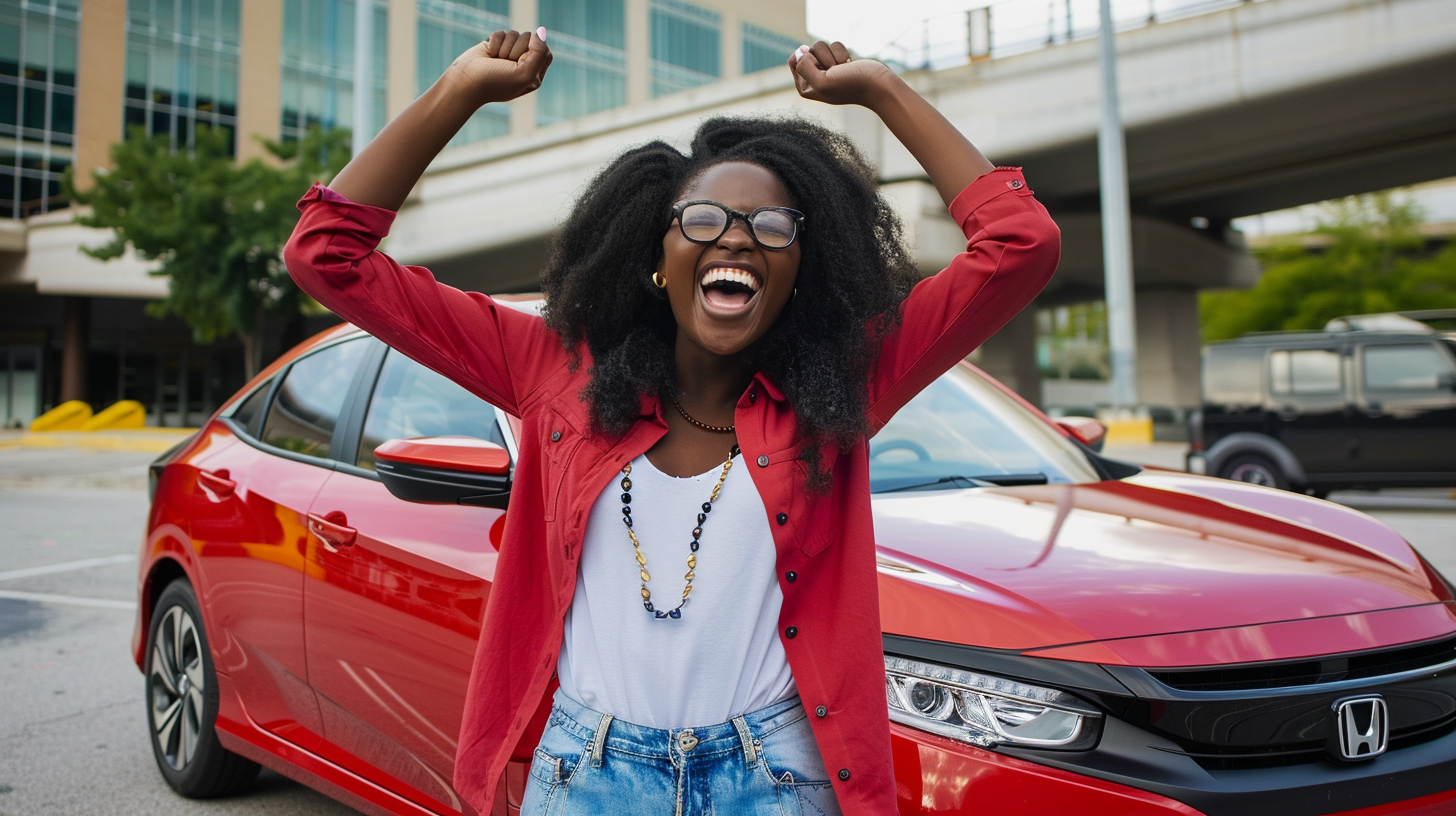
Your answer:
[872,473,1049,493]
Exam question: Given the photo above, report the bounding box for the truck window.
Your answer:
[1203,346,1264,406]
[1363,344,1452,391]
[1270,349,1341,396]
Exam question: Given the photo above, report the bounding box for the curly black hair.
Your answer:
[539,115,919,489]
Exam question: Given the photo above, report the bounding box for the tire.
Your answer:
[1218,453,1289,490]
[146,579,260,797]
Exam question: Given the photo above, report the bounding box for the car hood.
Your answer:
[874,471,1454,665]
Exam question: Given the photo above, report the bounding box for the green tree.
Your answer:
[1200,193,1456,342]
[66,126,351,376]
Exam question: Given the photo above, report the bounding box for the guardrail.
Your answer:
[872,0,1263,70]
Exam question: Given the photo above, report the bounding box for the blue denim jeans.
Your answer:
[521,690,843,816]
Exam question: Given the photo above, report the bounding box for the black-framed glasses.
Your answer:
[670,200,805,249]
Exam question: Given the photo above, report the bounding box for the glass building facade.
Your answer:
[742,22,798,74]
[536,0,625,125]
[416,0,509,146]
[649,0,718,98]
[124,0,241,155]
[281,0,389,148]
[0,0,78,219]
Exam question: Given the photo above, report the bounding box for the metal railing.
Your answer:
[873,0,1261,70]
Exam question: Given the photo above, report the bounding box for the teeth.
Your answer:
[701,268,761,292]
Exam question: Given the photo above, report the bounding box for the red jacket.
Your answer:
[284,166,1059,815]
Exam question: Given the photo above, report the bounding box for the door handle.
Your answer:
[308,511,357,548]
[198,469,235,499]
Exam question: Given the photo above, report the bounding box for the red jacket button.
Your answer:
[785,626,797,638]
[815,705,827,717]
[838,769,850,781]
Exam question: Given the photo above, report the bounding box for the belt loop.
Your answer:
[731,714,757,765]
[590,713,613,768]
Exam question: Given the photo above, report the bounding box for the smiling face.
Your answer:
[660,161,802,360]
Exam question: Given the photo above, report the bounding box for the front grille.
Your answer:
[1153,713,1456,771]
[1149,635,1456,692]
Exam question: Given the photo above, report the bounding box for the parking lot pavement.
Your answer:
[0,446,355,816]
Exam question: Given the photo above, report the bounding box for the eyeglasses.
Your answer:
[670,200,805,249]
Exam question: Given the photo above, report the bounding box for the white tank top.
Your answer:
[556,452,797,729]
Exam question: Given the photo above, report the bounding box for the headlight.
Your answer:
[885,655,1101,750]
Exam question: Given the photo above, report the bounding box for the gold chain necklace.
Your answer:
[620,444,738,619]
[670,391,735,433]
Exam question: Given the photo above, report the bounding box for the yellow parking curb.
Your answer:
[1102,417,1154,445]
[0,429,197,453]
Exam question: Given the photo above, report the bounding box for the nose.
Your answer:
[716,214,756,249]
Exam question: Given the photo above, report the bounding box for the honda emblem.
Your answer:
[1329,696,1388,762]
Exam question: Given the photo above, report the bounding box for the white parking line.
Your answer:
[0,554,136,582]
[0,589,136,610]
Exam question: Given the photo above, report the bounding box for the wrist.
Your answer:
[860,67,909,115]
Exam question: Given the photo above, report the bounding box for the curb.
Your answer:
[0,429,197,454]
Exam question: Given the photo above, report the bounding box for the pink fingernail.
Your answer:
[536,26,547,42]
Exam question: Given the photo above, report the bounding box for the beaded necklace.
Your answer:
[620,444,739,619]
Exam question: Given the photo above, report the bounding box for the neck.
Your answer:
[671,334,753,424]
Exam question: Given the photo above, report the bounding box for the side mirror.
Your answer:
[1056,416,1107,453]
[374,436,512,509]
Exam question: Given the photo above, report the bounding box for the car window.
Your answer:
[1269,349,1341,395]
[356,350,506,472]
[228,381,271,435]
[1204,346,1264,406]
[1363,344,1452,391]
[870,366,1102,491]
[259,339,370,459]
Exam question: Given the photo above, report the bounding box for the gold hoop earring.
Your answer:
[652,271,667,289]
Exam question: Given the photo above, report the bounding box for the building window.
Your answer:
[742,22,797,75]
[537,0,624,125]
[0,0,79,219]
[124,0,241,155]
[416,0,508,146]
[281,0,388,148]
[650,0,718,98]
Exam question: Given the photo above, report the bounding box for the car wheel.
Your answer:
[146,579,260,797]
[1219,454,1288,490]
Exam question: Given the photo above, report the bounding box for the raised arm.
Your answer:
[331,29,551,209]
[285,30,561,417]
[789,42,1060,428]
[789,42,995,206]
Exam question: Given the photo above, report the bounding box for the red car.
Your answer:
[134,322,1456,816]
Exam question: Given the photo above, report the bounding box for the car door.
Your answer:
[1355,339,1456,476]
[303,348,510,812]
[181,335,373,739]
[1265,345,1356,475]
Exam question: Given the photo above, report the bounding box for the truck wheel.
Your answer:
[1219,454,1289,490]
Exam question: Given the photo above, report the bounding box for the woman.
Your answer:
[285,28,1059,816]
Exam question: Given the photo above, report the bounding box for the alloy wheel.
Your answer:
[149,604,205,770]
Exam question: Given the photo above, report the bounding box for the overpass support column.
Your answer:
[972,306,1042,408]
[1133,287,1201,409]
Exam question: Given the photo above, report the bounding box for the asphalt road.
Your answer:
[0,444,1451,816]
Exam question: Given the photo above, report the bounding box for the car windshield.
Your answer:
[869,366,1103,493]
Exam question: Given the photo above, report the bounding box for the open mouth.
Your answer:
[700,267,762,310]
